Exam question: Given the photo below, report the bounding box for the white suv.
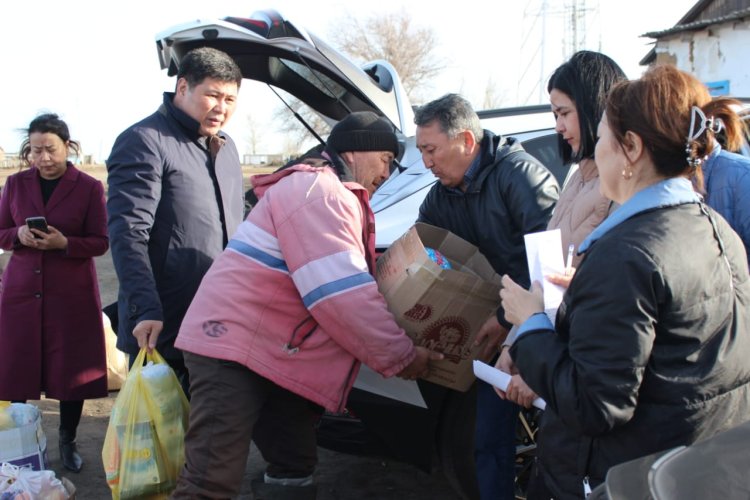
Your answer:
[156,10,563,499]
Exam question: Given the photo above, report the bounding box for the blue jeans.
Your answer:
[475,379,520,500]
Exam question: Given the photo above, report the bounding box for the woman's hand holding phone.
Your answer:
[19,217,68,250]
[26,216,49,236]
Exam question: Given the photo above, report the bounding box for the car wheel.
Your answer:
[436,384,480,500]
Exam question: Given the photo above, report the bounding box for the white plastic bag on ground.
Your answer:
[0,462,69,499]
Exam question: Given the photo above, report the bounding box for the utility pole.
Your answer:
[518,0,602,105]
[564,0,601,56]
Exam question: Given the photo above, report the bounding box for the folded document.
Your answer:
[473,360,546,410]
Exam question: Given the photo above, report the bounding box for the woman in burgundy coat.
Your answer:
[0,114,109,472]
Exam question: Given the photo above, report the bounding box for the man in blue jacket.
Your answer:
[106,47,244,395]
[415,93,559,500]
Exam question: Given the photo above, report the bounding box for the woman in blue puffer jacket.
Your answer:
[701,123,750,263]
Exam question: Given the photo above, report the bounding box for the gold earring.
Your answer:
[622,165,633,180]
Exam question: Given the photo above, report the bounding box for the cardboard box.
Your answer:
[376,223,502,391]
[0,404,48,470]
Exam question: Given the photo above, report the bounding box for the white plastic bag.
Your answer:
[0,462,69,499]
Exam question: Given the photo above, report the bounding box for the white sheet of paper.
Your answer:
[523,229,566,322]
[473,360,546,410]
[353,364,427,408]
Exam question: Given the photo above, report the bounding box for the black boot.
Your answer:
[251,478,317,500]
[59,429,83,473]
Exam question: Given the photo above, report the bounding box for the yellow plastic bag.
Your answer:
[0,401,12,431]
[102,348,189,500]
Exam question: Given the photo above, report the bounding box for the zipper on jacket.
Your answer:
[579,436,594,498]
[335,360,359,413]
[283,315,318,354]
[582,476,592,497]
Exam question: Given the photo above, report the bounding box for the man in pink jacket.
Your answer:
[171,112,440,499]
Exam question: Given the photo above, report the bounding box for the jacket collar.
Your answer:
[23,162,80,214]
[461,131,524,193]
[321,149,356,183]
[159,92,227,144]
[579,177,700,253]
[251,162,366,199]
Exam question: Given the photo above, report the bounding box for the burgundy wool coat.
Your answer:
[0,164,109,401]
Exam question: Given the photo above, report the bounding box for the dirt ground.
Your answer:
[3,165,462,499]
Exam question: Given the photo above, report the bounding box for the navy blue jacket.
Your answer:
[106,92,244,357]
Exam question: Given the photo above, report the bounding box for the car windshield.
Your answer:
[277,58,346,99]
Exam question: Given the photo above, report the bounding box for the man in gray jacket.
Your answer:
[106,47,244,395]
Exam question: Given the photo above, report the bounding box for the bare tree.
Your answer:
[245,113,265,155]
[329,9,445,102]
[482,77,509,110]
[272,99,328,155]
[280,135,304,162]
[270,10,445,148]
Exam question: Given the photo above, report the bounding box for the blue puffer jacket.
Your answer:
[703,144,750,263]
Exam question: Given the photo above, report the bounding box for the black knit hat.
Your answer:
[327,111,399,156]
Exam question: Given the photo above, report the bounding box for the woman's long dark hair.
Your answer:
[547,51,626,164]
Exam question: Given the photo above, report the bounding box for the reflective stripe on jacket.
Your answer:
[175,165,416,411]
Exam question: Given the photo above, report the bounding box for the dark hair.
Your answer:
[605,64,743,190]
[19,113,81,166]
[414,93,484,142]
[177,47,243,89]
[547,50,626,164]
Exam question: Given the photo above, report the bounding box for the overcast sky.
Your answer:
[0,0,696,160]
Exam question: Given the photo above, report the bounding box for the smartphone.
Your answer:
[25,216,49,238]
